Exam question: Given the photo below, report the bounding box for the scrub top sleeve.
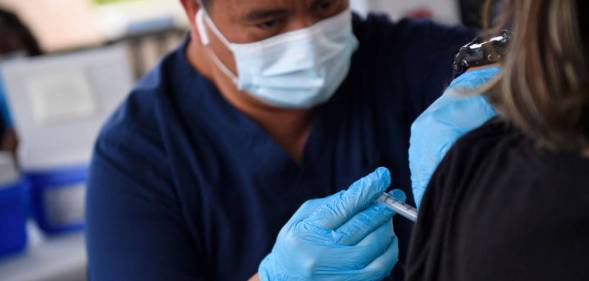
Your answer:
[398,21,477,120]
[86,136,208,281]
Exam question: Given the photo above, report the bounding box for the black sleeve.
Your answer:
[404,119,512,281]
[86,122,209,280]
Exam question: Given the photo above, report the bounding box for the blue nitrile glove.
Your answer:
[410,67,502,208]
[259,167,399,281]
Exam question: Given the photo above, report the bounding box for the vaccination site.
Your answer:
[0,0,588,280]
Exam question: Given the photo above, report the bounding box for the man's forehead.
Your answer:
[215,0,316,15]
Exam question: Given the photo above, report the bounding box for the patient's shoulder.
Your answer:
[452,117,526,158]
[431,118,528,190]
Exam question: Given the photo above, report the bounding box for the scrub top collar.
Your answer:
[172,36,343,177]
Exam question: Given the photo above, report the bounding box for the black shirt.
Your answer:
[406,119,589,281]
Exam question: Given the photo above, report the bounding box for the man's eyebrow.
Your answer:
[310,0,323,7]
[311,0,336,8]
[245,9,290,21]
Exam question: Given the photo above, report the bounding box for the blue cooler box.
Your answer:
[0,178,28,260]
[27,165,88,235]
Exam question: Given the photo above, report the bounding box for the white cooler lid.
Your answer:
[1,44,133,170]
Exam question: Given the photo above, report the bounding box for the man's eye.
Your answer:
[315,0,336,12]
[257,19,282,30]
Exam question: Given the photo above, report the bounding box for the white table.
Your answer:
[0,222,87,281]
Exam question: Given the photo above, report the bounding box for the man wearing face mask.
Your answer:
[86,0,487,280]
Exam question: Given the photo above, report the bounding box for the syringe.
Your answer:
[377,192,418,222]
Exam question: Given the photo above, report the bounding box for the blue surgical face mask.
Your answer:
[195,8,359,109]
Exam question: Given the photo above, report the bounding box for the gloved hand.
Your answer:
[259,167,398,281]
[410,67,502,208]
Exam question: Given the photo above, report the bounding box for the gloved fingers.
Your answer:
[449,66,502,90]
[306,167,391,230]
[332,203,394,246]
[412,187,426,210]
[287,193,343,224]
[430,95,497,129]
[311,222,394,271]
[335,221,395,270]
[356,233,399,280]
[410,96,497,208]
[412,139,453,208]
[355,219,394,248]
[325,222,396,274]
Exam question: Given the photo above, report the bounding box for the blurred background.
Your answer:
[0,0,486,280]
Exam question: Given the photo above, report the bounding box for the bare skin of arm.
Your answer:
[248,274,260,281]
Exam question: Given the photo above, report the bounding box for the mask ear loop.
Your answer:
[196,7,233,49]
[195,9,239,86]
[196,9,211,46]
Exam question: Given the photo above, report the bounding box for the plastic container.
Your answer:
[27,165,88,235]
[0,153,27,260]
[1,43,131,237]
[1,44,132,170]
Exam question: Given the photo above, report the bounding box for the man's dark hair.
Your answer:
[0,8,42,56]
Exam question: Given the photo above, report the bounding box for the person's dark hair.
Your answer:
[0,8,42,56]
[485,0,589,152]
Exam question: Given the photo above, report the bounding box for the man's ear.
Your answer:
[179,0,204,46]
[180,0,201,24]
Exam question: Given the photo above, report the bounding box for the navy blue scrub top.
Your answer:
[86,14,475,281]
